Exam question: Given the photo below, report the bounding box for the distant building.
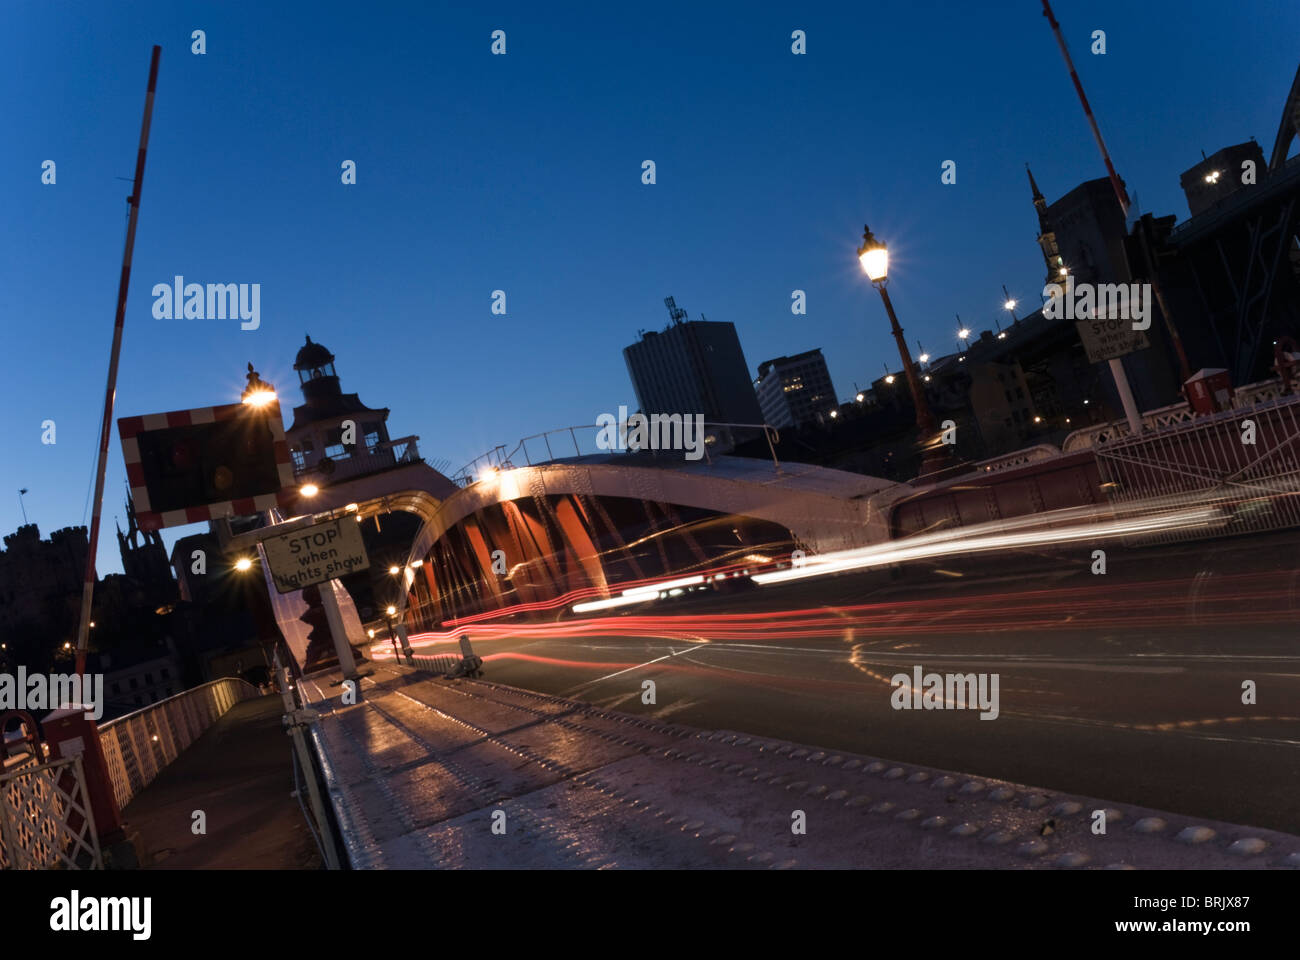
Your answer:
[94,648,185,720]
[755,349,837,429]
[116,493,178,613]
[1029,172,1183,412]
[1179,141,1267,218]
[0,524,88,645]
[623,317,763,435]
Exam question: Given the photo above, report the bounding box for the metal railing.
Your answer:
[1094,391,1300,545]
[294,436,423,481]
[0,754,102,870]
[98,677,261,812]
[964,443,1063,474]
[406,653,465,676]
[1062,377,1293,452]
[451,421,782,486]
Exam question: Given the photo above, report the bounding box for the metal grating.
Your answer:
[0,755,102,870]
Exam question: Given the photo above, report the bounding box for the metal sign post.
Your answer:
[1075,315,1151,436]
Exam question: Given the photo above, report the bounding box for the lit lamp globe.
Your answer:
[858,240,888,284]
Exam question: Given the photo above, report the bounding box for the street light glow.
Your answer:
[242,389,277,408]
[234,557,253,572]
[855,393,865,402]
[858,246,888,282]
[388,565,400,575]
[300,483,320,497]
[1004,299,1017,311]
[386,605,397,616]
[918,353,930,363]
[957,328,971,339]
[884,374,896,384]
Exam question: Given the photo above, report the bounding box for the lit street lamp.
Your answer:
[858,225,953,476]
[383,605,400,662]
[1002,284,1019,323]
[241,363,277,408]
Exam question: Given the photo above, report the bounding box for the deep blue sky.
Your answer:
[4,0,1298,575]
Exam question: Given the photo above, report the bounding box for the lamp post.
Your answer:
[857,225,952,476]
[384,604,401,662]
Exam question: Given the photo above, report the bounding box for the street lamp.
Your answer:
[857,225,952,476]
[383,605,400,661]
[1002,284,1018,323]
[241,363,277,407]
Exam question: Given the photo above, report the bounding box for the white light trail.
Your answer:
[752,499,1225,587]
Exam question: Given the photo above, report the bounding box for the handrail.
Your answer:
[97,676,262,812]
[98,675,261,730]
[451,420,783,485]
[1062,376,1294,453]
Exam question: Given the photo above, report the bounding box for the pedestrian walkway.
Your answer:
[121,695,322,868]
[299,662,1300,869]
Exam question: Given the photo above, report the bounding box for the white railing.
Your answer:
[964,443,1063,474]
[1062,378,1293,452]
[98,677,261,812]
[0,754,102,870]
[1094,392,1300,545]
[451,421,782,486]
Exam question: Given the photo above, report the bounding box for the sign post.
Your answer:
[1076,316,1150,436]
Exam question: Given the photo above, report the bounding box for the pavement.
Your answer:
[297,662,1300,869]
[121,695,323,869]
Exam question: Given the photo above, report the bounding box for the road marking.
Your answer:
[563,646,697,693]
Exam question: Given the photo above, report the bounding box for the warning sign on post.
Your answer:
[263,517,370,594]
[1075,315,1151,364]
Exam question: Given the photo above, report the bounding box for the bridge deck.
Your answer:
[297,663,1300,869]
[121,695,323,868]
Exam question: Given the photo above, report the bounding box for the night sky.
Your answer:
[4,0,1297,574]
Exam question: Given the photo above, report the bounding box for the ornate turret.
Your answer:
[294,335,341,405]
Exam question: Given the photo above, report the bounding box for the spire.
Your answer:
[1026,163,1044,203]
[1026,163,1062,287]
